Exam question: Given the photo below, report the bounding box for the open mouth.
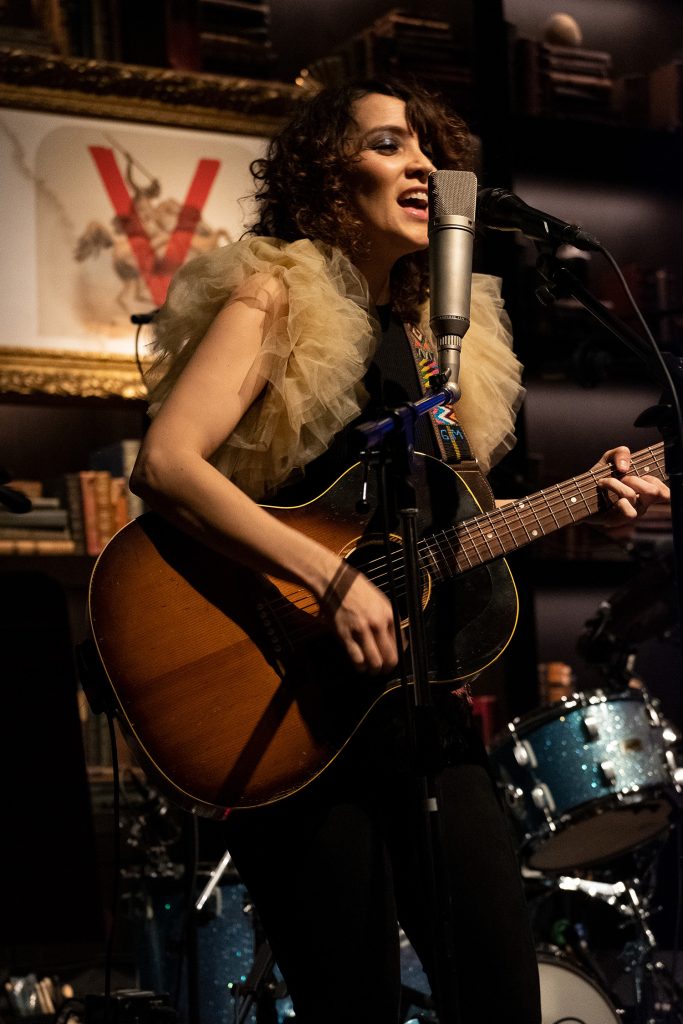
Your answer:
[398,191,428,211]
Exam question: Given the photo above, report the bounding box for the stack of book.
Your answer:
[516,39,614,121]
[0,481,75,555]
[0,438,143,558]
[305,11,471,110]
[198,0,276,77]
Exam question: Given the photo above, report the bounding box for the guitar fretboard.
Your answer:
[420,442,667,581]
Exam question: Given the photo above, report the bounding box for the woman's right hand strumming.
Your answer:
[317,557,399,675]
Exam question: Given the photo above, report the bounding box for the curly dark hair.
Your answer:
[246,77,475,323]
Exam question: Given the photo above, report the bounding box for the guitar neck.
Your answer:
[428,442,667,579]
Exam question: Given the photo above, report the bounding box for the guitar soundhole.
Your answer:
[340,533,431,626]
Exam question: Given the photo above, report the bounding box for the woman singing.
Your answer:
[130,77,669,1023]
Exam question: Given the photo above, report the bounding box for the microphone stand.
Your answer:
[356,377,463,1024]
[533,248,683,685]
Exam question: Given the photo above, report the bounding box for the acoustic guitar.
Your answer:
[87,443,666,817]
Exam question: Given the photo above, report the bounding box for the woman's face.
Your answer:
[346,92,436,269]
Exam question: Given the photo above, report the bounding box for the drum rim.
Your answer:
[488,687,654,749]
[523,787,675,871]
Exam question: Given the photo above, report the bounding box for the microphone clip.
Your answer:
[428,367,461,405]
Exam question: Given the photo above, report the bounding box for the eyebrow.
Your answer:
[362,123,411,138]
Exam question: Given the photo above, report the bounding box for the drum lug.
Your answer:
[531,783,556,814]
[600,760,617,786]
[513,739,537,768]
[666,750,683,790]
[583,715,600,741]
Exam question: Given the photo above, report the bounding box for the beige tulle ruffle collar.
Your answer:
[146,236,524,497]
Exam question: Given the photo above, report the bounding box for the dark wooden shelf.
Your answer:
[0,554,96,586]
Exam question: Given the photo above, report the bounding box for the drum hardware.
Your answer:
[554,876,635,920]
[601,760,618,787]
[526,826,683,1024]
[584,715,600,741]
[614,879,683,1024]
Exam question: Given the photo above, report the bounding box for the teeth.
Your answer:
[399,191,428,209]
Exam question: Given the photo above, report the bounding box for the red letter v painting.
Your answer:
[0,108,266,394]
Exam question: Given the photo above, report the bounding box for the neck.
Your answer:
[355,258,392,306]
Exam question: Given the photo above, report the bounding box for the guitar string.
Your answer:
[261,447,666,632]
[264,447,667,630]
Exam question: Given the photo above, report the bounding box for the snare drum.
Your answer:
[489,689,678,871]
[537,948,621,1024]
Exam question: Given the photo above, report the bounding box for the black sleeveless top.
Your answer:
[273,306,438,505]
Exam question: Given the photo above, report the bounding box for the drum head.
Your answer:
[538,951,620,1024]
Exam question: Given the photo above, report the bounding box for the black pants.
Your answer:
[224,701,542,1024]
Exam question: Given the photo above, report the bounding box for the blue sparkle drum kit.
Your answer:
[488,683,683,1023]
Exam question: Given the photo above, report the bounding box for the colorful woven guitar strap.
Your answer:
[403,322,477,467]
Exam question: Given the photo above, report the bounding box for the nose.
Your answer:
[406,138,435,179]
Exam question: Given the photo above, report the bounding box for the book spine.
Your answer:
[92,470,115,549]
[110,476,130,534]
[119,441,145,519]
[79,470,102,556]
[89,439,144,520]
[64,472,87,555]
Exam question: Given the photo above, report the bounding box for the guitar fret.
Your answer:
[499,505,520,550]
[477,516,497,560]
[541,489,561,528]
[437,525,460,575]
[459,520,475,569]
[558,482,578,523]
[425,535,446,581]
[513,501,533,541]
[573,476,592,515]
[527,499,544,540]
[587,468,604,515]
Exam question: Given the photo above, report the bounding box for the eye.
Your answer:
[370,135,400,154]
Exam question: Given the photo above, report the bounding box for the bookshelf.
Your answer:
[0,394,147,783]
[474,1,683,729]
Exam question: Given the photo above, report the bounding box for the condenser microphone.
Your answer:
[477,187,601,251]
[428,169,478,403]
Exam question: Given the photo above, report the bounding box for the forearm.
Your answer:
[131,444,340,601]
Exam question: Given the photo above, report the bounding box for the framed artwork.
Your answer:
[0,49,299,398]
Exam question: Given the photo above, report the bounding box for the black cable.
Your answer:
[597,243,683,444]
[134,322,149,389]
[131,309,158,390]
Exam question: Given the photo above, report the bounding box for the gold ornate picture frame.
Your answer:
[0,49,299,399]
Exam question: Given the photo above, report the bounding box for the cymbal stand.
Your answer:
[194,849,284,1023]
[618,877,683,1024]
